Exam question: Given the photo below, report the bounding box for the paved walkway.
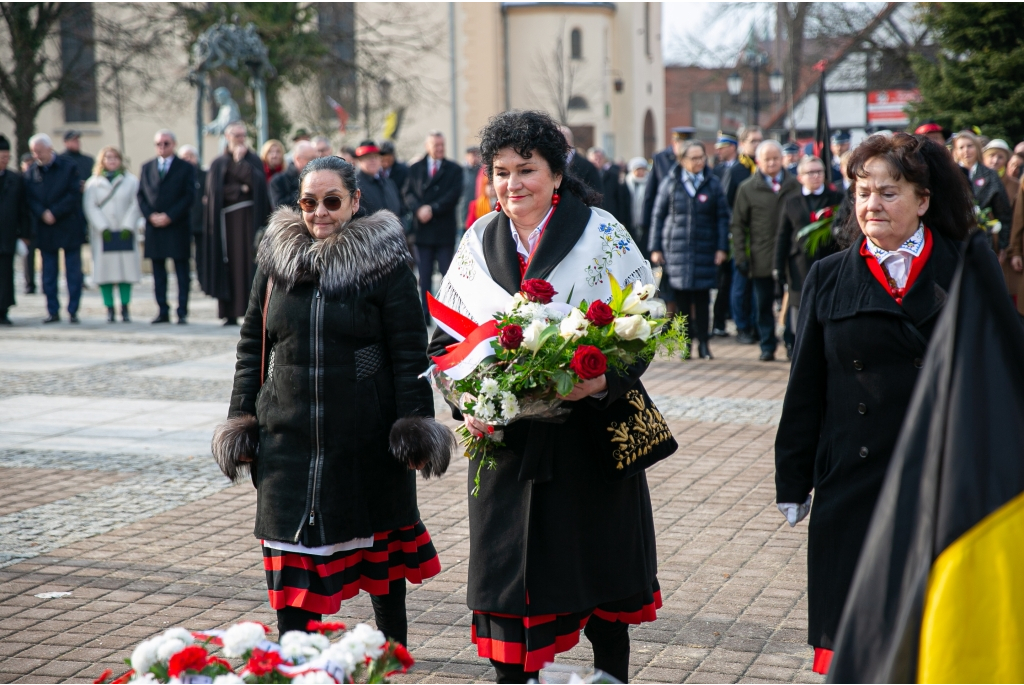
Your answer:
[0,276,821,684]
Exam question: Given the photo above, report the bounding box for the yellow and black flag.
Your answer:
[829,231,1024,683]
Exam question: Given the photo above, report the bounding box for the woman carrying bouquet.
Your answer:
[429,110,663,684]
[213,156,454,645]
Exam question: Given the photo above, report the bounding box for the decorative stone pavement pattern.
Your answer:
[0,279,820,684]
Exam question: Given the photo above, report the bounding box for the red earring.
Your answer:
[495,201,502,212]
[552,189,560,206]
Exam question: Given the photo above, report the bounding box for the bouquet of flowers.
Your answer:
[93,621,414,684]
[796,205,839,257]
[976,205,1002,236]
[429,275,688,496]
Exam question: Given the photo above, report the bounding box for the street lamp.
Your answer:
[730,32,784,127]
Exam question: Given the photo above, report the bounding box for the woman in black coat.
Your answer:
[430,111,665,684]
[775,133,980,675]
[213,156,455,644]
[649,140,730,359]
[953,130,1012,250]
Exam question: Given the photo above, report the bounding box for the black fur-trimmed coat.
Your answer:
[216,207,451,546]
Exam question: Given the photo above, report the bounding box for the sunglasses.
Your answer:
[299,195,347,212]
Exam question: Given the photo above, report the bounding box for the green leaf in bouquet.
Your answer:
[553,369,575,396]
[538,323,559,347]
[608,271,625,311]
[565,285,575,304]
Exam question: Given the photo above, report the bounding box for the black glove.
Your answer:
[735,261,750,277]
[774,278,785,303]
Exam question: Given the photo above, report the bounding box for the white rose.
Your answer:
[130,639,160,675]
[479,378,500,397]
[156,638,187,663]
[212,675,246,684]
[521,319,547,352]
[292,671,336,684]
[558,308,589,341]
[221,622,268,657]
[161,628,195,646]
[613,315,652,341]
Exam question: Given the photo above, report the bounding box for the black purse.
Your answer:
[101,228,134,252]
[597,383,678,480]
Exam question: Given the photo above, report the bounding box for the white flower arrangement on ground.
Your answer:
[94,620,414,684]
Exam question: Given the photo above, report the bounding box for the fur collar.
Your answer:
[257,207,411,298]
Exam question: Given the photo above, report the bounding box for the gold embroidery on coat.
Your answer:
[607,390,673,469]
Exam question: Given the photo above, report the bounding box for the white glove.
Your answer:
[778,495,812,527]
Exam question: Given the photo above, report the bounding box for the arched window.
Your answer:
[570,28,582,60]
[643,109,656,159]
[568,95,589,110]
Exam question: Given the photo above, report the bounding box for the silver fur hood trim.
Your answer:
[257,207,411,298]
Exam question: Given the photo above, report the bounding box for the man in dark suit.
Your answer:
[353,140,402,215]
[25,133,85,323]
[0,134,29,324]
[138,130,196,324]
[269,141,315,210]
[59,130,94,192]
[723,125,763,344]
[404,131,463,315]
[710,132,738,336]
[588,147,630,226]
[558,125,602,196]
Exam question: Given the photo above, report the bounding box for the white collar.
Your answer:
[866,224,925,261]
[802,185,825,196]
[509,207,554,258]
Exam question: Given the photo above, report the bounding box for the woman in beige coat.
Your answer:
[83,146,143,322]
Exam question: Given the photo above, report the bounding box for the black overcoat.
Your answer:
[774,187,846,308]
[269,166,299,210]
[357,170,401,216]
[403,158,462,246]
[774,230,962,650]
[138,156,196,261]
[428,192,659,617]
[0,170,29,254]
[968,163,1013,250]
[649,165,730,291]
[199,150,271,302]
[599,165,631,226]
[226,208,435,545]
[24,156,85,251]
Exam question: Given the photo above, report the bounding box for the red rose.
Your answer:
[499,324,524,350]
[306,620,347,633]
[167,646,209,677]
[246,648,285,676]
[585,301,615,326]
[520,279,557,304]
[569,345,607,380]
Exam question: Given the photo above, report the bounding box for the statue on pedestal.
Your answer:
[204,87,243,152]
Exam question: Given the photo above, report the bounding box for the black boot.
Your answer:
[121,305,131,323]
[698,341,713,359]
[585,615,630,683]
[107,306,116,323]
[370,579,408,646]
[490,659,539,684]
[276,606,321,636]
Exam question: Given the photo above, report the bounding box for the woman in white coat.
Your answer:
[83,146,143,322]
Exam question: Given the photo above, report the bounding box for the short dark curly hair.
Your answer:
[298,155,358,198]
[478,110,602,206]
[837,132,975,247]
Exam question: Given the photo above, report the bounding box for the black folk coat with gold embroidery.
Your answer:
[227,207,434,546]
[428,193,660,617]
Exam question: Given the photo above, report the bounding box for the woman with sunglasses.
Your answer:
[213,155,455,644]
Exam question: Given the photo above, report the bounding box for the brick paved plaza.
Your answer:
[0,278,822,684]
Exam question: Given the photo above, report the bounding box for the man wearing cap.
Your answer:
[914,121,949,147]
[711,132,738,182]
[829,132,850,181]
[270,141,316,210]
[59,130,94,193]
[625,157,649,249]
[404,131,462,316]
[25,133,85,323]
[354,140,401,216]
[0,134,29,324]
[782,143,801,176]
[379,140,409,213]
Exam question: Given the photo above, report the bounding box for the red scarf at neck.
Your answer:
[858,226,933,305]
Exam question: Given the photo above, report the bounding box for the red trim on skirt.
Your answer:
[813,647,833,674]
[472,580,662,672]
[263,520,440,615]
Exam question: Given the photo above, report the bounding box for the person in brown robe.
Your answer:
[199,122,271,324]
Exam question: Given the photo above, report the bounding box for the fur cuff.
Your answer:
[389,416,455,479]
[212,414,258,483]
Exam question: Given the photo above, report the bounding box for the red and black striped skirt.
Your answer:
[472,579,662,672]
[263,519,441,615]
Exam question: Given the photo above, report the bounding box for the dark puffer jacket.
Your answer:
[214,208,452,546]
[649,165,730,290]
